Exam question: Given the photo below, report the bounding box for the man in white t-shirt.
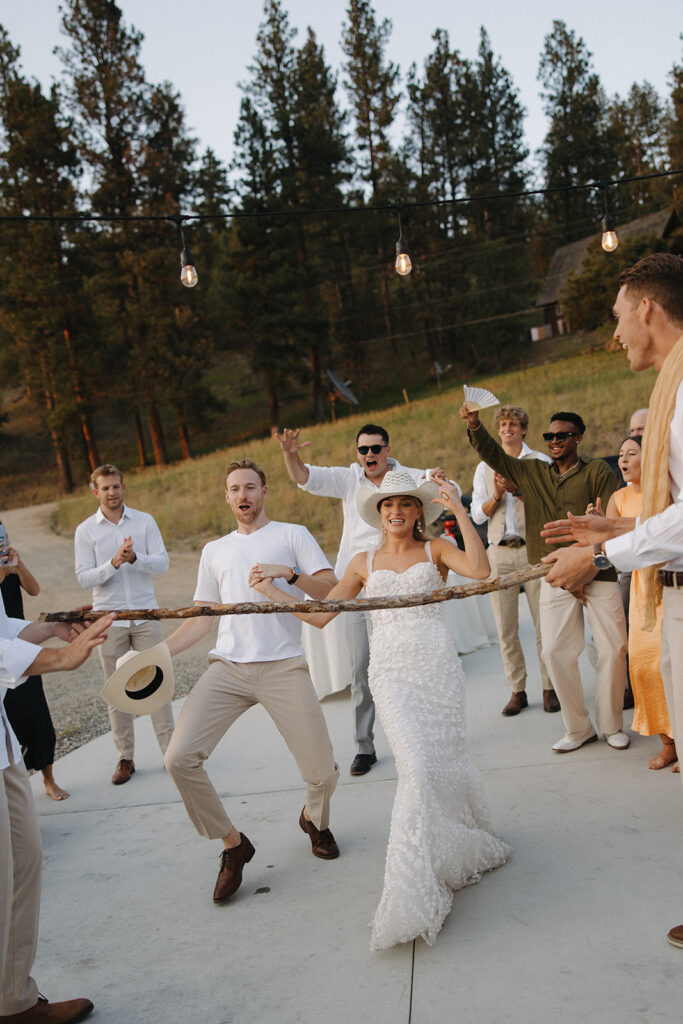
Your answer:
[164,459,340,904]
[277,423,429,776]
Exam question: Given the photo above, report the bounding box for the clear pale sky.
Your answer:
[1,0,681,177]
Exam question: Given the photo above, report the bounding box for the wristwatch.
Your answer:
[287,566,301,585]
[592,544,611,571]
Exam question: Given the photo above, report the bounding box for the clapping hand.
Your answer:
[541,510,615,546]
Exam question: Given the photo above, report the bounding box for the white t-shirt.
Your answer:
[193,520,332,663]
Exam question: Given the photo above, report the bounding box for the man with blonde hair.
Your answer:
[470,405,557,716]
[74,463,173,785]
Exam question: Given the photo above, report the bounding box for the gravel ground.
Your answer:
[2,502,216,762]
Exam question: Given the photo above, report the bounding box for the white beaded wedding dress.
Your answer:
[365,544,510,950]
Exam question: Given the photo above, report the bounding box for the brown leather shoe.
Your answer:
[543,690,561,713]
[0,994,94,1023]
[502,691,528,716]
[667,924,683,948]
[111,758,135,785]
[213,833,255,903]
[299,807,339,859]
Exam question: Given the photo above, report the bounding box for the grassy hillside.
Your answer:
[51,345,655,562]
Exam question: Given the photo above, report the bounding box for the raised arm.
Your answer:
[248,555,365,629]
[7,547,40,596]
[430,471,490,580]
[275,428,311,486]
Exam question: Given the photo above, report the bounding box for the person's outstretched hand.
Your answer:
[275,428,310,454]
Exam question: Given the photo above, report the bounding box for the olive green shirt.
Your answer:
[468,421,618,581]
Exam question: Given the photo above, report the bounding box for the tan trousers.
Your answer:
[540,579,627,740]
[0,750,42,1015]
[660,587,683,785]
[487,543,552,693]
[164,656,339,838]
[99,620,174,760]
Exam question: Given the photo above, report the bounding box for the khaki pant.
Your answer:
[0,750,42,1015]
[164,656,339,838]
[540,579,627,740]
[99,620,174,761]
[487,543,551,693]
[660,587,683,784]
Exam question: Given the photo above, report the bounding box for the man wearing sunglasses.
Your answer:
[460,404,628,755]
[277,423,430,775]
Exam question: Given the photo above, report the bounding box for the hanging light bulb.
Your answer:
[394,209,412,276]
[597,183,618,253]
[180,248,198,287]
[601,214,619,253]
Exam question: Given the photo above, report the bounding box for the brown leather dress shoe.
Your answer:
[0,994,94,1023]
[543,690,561,713]
[111,758,135,785]
[502,691,528,716]
[667,924,683,948]
[299,808,340,859]
[213,833,255,903]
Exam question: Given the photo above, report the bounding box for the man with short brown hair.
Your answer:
[74,464,173,784]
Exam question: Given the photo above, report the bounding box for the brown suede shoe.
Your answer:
[0,994,94,1023]
[111,758,135,785]
[667,924,683,948]
[213,833,255,903]
[543,690,561,713]
[299,808,339,859]
[502,691,528,716]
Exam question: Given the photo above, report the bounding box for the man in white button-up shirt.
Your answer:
[1,578,112,1023]
[277,423,430,776]
[74,464,173,785]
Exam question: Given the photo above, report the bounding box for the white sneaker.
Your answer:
[606,731,630,749]
[552,733,598,753]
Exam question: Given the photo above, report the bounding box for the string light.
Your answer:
[394,209,412,276]
[598,182,619,252]
[168,214,198,288]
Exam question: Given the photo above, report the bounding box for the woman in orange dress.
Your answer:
[606,437,676,770]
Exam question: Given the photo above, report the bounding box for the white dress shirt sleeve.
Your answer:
[299,464,351,499]
[605,500,683,572]
[130,517,169,574]
[0,617,42,688]
[74,522,117,589]
[470,463,489,525]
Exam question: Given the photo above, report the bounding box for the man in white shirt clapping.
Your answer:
[74,463,173,785]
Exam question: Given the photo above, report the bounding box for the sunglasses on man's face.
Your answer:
[357,444,387,455]
[543,431,579,442]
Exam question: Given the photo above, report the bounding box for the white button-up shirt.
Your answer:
[1,595,41,768]
[471,442,551,539]
[74,505,169,626]
[299,458,427,575]
[606,379,683,572]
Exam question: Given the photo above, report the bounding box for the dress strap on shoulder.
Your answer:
[424,540,434,564]
[366,548,376,575]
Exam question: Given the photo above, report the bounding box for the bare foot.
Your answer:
[649,745,678,771]
[671,761,680,774]
[44,779,69,801]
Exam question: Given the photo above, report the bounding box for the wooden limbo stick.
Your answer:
[40,564,549,623]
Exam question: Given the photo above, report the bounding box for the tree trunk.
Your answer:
[49,425,74,493]
[133,409,148,468]
[175,408,191,460]
[146,402,168,465]
[79,411,100,471]
[267,381,279,434]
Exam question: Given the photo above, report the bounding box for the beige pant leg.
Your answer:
[164,660,255,840]
[660,588,683,788]
[100,621,173,759]
[487,544,526,693]
[583,580,627,736]
[255,657,339,830]
[523,575,553,690]
[540,581,594,740]
[0,755,42,1015]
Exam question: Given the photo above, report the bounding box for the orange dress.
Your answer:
[614,486,671,736]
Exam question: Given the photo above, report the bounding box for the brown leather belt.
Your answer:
[658,570,683,588]
[498,537,525,548]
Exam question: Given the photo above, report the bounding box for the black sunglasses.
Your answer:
[543,431,579,442]
[357,444,387,455]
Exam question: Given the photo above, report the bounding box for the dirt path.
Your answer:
[2,503,215,759]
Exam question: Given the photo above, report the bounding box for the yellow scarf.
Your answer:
[640,333,683,630]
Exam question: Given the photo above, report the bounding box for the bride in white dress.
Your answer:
[249,469,510,949]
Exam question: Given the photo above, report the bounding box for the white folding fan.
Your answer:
[463,385,499,412]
